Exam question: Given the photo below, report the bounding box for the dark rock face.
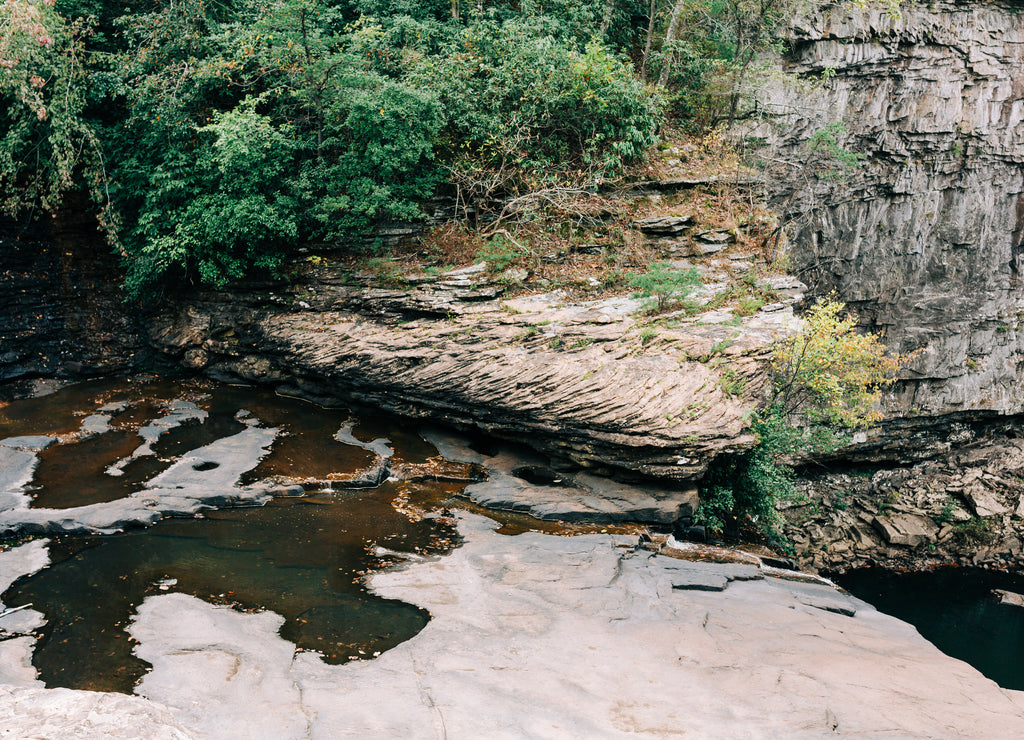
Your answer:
[0,221,64,381]
[780,2,1024,418]
[0,207,147,382]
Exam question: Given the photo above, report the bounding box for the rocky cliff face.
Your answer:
[780,1,1024,418]
[0,207,147,383]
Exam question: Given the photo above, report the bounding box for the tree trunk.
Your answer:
[657,0,688,88]
[599,0,617,38]
[640,0,658,80]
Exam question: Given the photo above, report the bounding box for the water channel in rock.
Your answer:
[834,567,1024,691]
[0,376,486,693]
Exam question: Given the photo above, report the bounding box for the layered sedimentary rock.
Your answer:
[0,208,147,382]
[779,1,1024,417]
[146,270,802,483]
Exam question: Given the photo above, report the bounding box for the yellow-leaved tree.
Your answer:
[698,296,907,542]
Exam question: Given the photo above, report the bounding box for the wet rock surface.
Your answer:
[0,402,281,535]
[423,428,699,524]
[4,514,1024,738]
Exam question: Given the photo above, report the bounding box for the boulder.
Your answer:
[964,482,1007,517]
[993,589,1024,608]
[871,513,939,547]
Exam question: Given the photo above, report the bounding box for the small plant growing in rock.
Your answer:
[717,369,746,397]
[954,517,993,545]
[628,262,702,314]
[735,295,765,317]
[639,326,658,345]
[934,496,956,525]
[475,234,523,273]
[363,257,407,287]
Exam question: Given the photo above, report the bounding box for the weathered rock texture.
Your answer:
[148,271,802,484]
[780,1,1024,421]
[0,206,148,382]
[784,437,1024,573]
[5,515,1024,738]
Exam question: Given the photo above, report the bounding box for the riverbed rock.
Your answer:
[423,428,699,523]
[0,685,192,740]
[994,589,1024,609]
[6,513,1010,739]
[0,426,280,535]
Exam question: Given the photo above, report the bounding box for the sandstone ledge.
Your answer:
[149,276,803,485]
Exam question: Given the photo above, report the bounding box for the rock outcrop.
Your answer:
[783,437,1024,573]
[0,205,148,383]
[778,1,1024,422]
[147,267,803,485]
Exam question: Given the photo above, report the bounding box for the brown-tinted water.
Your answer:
[0,376,461,693]
[4,486,457,693]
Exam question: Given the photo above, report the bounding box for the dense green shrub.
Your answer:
[416,18,662,186]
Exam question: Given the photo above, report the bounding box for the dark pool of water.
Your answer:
[4,485,457,693]
[834,567,1024,690]
[0,376,461,693]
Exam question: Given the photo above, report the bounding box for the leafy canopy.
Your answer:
[2,0,670,297]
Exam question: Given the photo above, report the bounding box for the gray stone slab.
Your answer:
[654,556,763,591]
[872,512,939,547]
[419,428,486,465]
[767,576,860,618]
[965,482,1007,517]
[79,413,113,436]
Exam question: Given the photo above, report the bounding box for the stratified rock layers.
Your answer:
[148,286,798,484]
[783,2,1024,417]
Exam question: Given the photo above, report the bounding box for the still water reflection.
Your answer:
[1,377,460,693]
[835,567,1024,691]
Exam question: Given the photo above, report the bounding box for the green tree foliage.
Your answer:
[0,0,108,222]
[628,261,701,313]
[2,0,669,297]
[5,0,825,296]
[112,0,445,296]
[650,0,806,127]
[697,298,905,540]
